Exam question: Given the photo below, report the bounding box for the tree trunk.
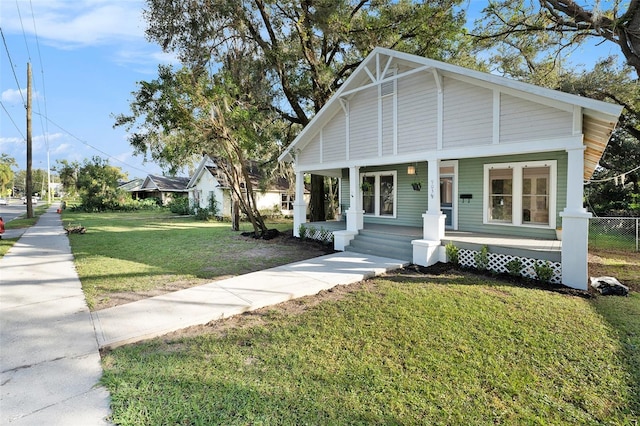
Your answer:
[309,174,325,222]
[231,197,239,231]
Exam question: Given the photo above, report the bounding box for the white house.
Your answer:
[278,47,623,290]
[187,155,304,217]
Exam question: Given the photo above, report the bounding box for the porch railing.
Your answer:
[589,217,640,252]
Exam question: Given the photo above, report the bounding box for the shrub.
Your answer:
[298,224,307,240]
[505,258,523,277]
[534,261,554,284]
[445,242,459,265]
[474,245,490,271]
[168,196,190,215]
[207,193,219,217]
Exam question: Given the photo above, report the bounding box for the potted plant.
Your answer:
[555,226,562,241]
[411,181,421,191]
[361,181,372,192]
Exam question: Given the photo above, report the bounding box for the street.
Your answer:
[0,201,29,223]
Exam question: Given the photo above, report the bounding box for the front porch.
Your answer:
[304,221,561,262]
[302,220,563,284]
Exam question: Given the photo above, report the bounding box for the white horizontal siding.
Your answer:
[443,77,493,148]
[500,94,573,143]
[323,110,347,163]
[298,132,321,165]
[349,86,378,160]
[397,72,437,154]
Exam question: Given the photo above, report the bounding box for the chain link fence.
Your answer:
[589,217,640,252]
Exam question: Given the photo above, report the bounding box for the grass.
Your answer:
[62,210,329,310]
[101,272,639,425]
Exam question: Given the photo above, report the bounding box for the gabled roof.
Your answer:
[188,155,296,192]
[141,175,190,192]
[118,178,143,192]
[279,47,623,179]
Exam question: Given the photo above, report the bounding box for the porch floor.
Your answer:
[306,221,562,253]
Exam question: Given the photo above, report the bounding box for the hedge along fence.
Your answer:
[457,247,562,285]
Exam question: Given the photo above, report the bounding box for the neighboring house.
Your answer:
[130,175,190,205]
[187,155,304,217]
[278,47,622,290]
[118,178,143,194]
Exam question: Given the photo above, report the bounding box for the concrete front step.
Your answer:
[345,231,415,262]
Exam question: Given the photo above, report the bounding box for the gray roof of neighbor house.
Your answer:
[189,155,301,193]
[141,175,190,192]
[118,178,143,192]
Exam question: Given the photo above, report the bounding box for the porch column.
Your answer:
[346,165,364,232]
[422,159,446,241]
[560,146,591,290]
[292,171,307,237]
[334,166,361,251]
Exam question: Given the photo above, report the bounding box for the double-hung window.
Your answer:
[361,171,396,217]
[484,161,556,228]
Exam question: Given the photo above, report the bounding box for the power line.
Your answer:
[15,0,32,61]
[0,26,26,107]
[29,0,50,151]
[34,112,155,175]
[0,100,26,139]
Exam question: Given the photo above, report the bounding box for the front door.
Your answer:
[440,175,454,229]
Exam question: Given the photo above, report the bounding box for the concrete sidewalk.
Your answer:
[93,251,408,349]
[0,205,408,424]
[0,205,111,425]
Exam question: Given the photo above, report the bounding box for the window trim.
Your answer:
[360,170,397,218]
[483,160,556,229]
[281,193,294,211]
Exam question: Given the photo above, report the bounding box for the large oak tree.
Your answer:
[137,0,474,222]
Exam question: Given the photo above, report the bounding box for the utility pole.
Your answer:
[26,63,33,218]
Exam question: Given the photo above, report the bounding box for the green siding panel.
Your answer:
[458,151,567,238]
[339,152,568,239]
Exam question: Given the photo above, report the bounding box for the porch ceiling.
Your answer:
[583,114,618,180]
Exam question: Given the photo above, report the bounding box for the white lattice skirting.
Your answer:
[458,248,562,284]
[301,226,335,243]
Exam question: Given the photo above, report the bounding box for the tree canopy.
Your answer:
[128,0,476,223]
[473,0,640,79]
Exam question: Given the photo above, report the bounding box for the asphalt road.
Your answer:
[0,202,30,223]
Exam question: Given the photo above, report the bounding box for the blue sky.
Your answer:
[0,0,624,180]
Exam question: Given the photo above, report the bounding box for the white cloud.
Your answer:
[1,0,147,48]
[1,88,41,105]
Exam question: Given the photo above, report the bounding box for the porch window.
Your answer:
[522,167,549,225]
[281,193,294,210]
[361,171,396,217]
[484,161,556,228]
[489,168,513,222]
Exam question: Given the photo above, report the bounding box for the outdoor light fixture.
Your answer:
[407,165,416,175]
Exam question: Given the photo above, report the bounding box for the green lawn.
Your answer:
[101,272,639,425]
[62,211,329,310]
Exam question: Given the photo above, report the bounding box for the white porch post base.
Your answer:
[422,212,446,241]
[334,230,358,251]
[559,210,591,290]
[292,201,307,237]
[412,240,441,266]
[346,209,364,232]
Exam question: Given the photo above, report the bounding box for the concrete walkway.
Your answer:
[1,205,409,423]
[0,205,111,425]
[93,251,408,349]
